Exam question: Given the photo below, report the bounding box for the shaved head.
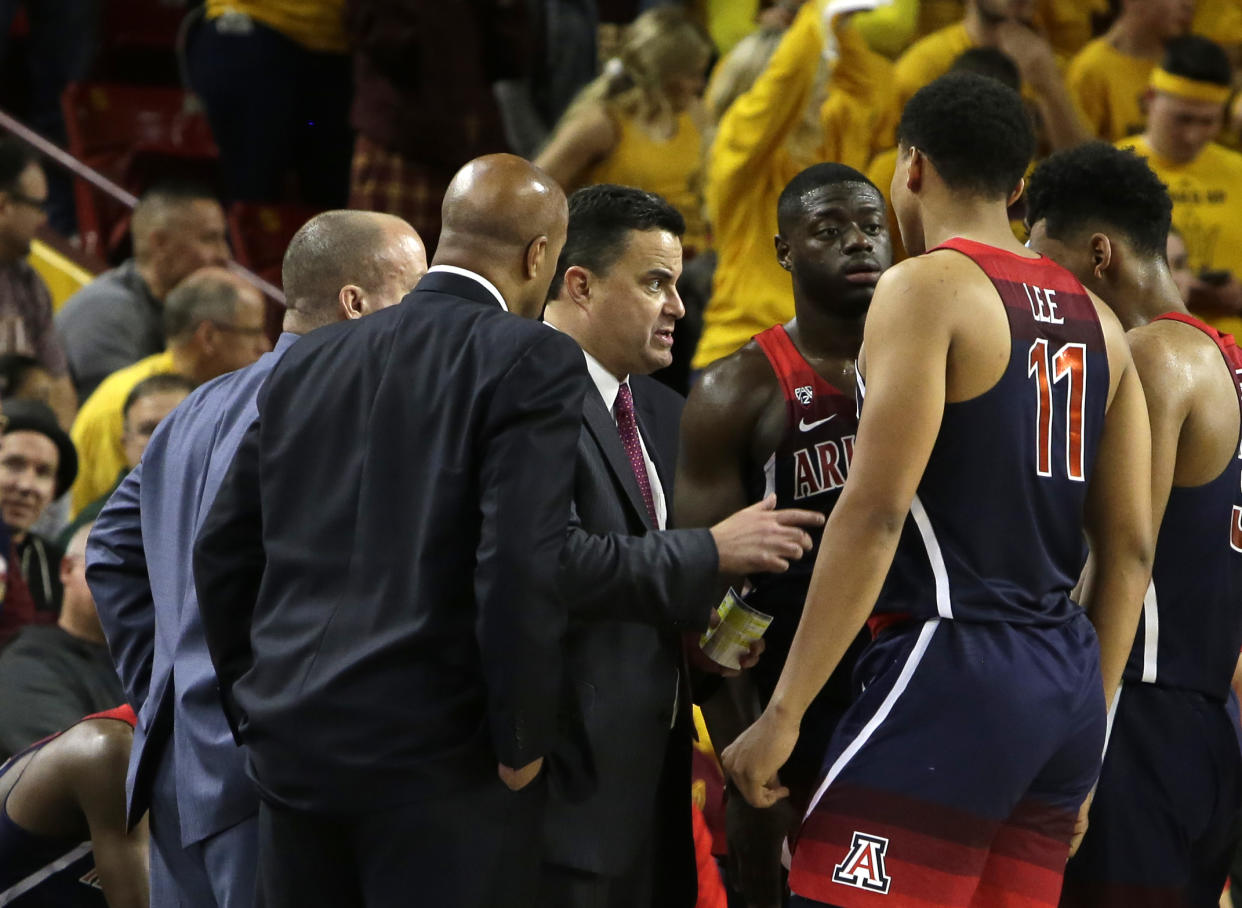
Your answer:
[435,154,568,318]
[281,211,428,330]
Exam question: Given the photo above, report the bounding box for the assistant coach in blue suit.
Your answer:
[86,210,427,907]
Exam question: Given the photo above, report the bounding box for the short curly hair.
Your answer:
[896,71,1034,200]
[1026,142,1172,260]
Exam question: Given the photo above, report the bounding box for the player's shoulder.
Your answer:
[683,337,781,447]
[693,337,779,411]
[872,248,983,310]
[50,717,133,786]
[1127,314,1224,383]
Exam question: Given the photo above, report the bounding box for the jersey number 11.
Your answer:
[1028,339,1086,482]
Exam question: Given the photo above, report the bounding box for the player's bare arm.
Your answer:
[679,345,807,908]
[675,349,824,581]
[1131,319,1242,509]
[676,343,782,533]
[6,720,150,908]
[722,250,972,808]
[1077,296,1154,714]
[68,721,150,908]
[677,343,804,729]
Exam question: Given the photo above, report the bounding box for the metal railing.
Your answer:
[0,105,286,305]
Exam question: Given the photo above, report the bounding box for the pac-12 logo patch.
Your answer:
[832,831,892,894]
[794,385,814,405]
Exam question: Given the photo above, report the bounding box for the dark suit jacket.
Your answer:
[194,270,588,813]
[544,372,718,898]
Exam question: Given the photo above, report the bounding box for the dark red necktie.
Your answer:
[614,381,658,527]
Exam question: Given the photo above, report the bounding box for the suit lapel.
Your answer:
[582,390,656,531]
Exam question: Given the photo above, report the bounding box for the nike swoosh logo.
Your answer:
[798,414,838,432]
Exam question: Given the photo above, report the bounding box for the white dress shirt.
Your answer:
[581,352,668,530]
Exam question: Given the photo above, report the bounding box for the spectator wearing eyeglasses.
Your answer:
[68,268,269,519]
[0,139,76,428]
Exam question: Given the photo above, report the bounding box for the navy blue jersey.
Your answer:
[871,238,1109,626]
[0,706,134,907]
[1123,313,1242,700]
[745,325,869,807]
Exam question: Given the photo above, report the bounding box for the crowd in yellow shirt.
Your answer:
[681,0,1242,369]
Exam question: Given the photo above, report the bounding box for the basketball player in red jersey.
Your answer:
[0,705,147,907]
[1027,142,1242,906]
[723,72,1153,908]
[677,162,892,907]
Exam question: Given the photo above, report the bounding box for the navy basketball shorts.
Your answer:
[788,615,1105,908]
[1059,683,1242,907]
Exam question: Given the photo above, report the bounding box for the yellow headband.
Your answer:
[1150,68,1231,105]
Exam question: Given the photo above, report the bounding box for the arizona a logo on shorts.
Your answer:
[795,385,814,405]
[832,831,892,894]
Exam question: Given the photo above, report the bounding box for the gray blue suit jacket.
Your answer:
[86,332,299,844]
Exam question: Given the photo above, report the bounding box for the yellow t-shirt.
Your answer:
[916,1,963,40]
[1067,38,1152,143]
[853,0,919,59]
[702,0,760,57]
[206,0,347,54]
[1034,0,1109,57]
[583,110,709,255]
[70,351,177,516]
[1121,135,1242,336]
[694,6,892,368]
[905,0,1103,55]
[1195,0,1242,45]
[893,22,974,112]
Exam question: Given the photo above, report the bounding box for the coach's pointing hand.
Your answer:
[711,494,825,576]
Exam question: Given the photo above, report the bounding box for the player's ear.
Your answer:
[1007,177,1025,208]
[906,147,925,193]
[1089,233,1113,278]
[774,234,793,273]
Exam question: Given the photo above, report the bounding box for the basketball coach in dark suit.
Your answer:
[193,155,588,908]
[540,185,825,907]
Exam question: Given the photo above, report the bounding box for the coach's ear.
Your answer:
[339,284,365,320]
[562,265,594,313]
[1089,232,1113,279]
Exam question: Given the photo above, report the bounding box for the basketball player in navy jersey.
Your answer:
[1025,142,1242,907]
[0,705,146,907]
[677,162,892,907]
[723,72,1154,908]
